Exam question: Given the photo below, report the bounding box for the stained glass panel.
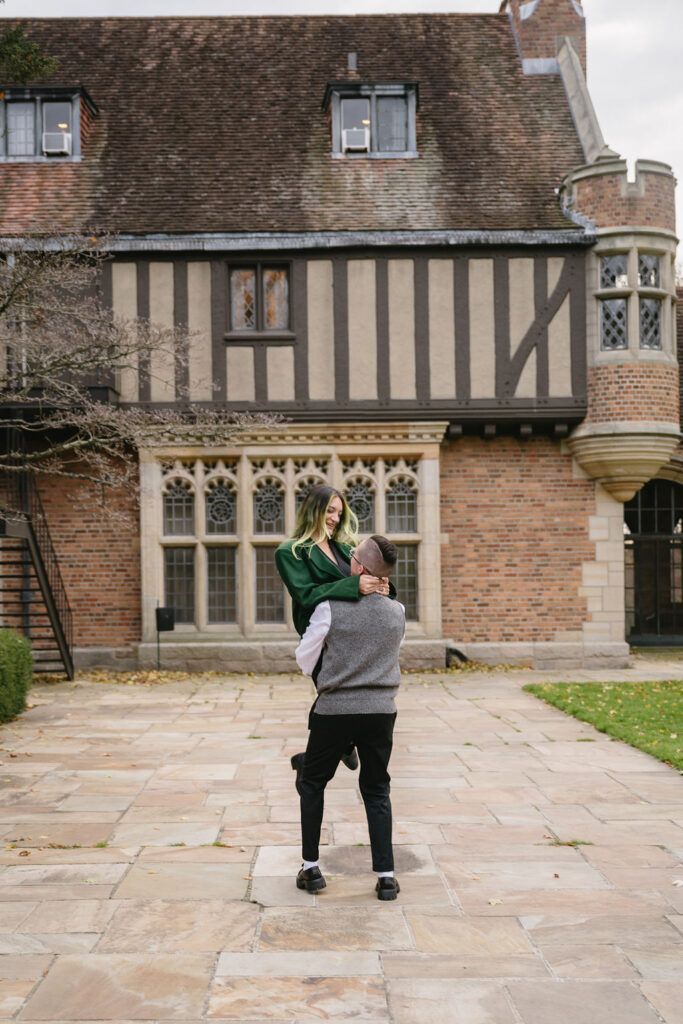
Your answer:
[230,268,256,330]
[263,269,289,330]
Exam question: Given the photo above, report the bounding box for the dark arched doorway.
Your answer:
[625,479,683,644]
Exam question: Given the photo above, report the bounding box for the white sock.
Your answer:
[302,859,318,871]
[377,871,394,878]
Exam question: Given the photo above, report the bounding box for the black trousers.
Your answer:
[297,711,396,872]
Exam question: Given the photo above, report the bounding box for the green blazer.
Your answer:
[275,539,397,637]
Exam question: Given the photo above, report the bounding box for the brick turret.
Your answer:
[563,159,680,501]
[503,0,586,75]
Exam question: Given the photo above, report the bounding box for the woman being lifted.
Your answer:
[275,483,395,771]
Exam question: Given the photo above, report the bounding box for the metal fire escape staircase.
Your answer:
[0,451,75,679]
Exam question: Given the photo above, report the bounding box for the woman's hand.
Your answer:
[359,574,390,596]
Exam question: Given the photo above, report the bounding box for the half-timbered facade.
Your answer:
[1,2,679,670]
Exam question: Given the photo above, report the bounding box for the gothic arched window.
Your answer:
[386,478,417,533]
[345,480,375,532]
[163,481,194,535]
[253,480,285,534]
[206,482,237,535]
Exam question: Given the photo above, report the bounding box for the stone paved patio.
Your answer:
[1,661,682,1023]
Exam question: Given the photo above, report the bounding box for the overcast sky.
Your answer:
[2,0,682,247]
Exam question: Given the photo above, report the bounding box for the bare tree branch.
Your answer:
[0,230,279,522]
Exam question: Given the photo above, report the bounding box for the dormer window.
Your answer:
[0,87,96,161]
[324,83,418,158]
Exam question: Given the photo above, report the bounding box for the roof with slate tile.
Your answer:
[0,15,587,236]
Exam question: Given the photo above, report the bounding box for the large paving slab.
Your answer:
[1,660,682,1022]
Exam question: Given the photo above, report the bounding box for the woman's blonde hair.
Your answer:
[290,484,359,558]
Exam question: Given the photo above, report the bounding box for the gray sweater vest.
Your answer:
[314,592,405,715]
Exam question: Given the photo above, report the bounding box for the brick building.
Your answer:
[0,0,679,672]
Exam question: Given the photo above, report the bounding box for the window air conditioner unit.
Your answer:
[42,132,72,156]
[342,127,370,152]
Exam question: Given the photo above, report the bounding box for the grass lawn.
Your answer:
[523,679,683,772]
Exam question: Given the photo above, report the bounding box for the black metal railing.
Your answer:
[0,427,74,677]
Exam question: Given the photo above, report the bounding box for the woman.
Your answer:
[275,483,392,637]
[275,483,393,774]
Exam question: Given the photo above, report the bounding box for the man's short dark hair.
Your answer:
[369,534,398,569]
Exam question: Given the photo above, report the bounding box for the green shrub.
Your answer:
[0,629,33,723]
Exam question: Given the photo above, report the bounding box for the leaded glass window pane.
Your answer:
[164,546,195,624]
[600,298,627,350]
[346,480,375,532]
[253,481,285,534]
[207,547,237,623]
[639,297,662,349]
[163,482,194,535]
[600,254,628,289]
[386,480,418,533]
[206,483,236,534]
[255,546,285,622]
[7,102,35,156]
[263,269,289,330]
[638,253,660,288]
[230,268,256,330]
[394,544,418,621]
[377,96,408,152]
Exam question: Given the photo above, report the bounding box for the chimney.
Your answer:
[503,0,586,76]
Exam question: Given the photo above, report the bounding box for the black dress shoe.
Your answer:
[376,876,400,901]
[341,745,359,771]
[290,752,305,782]
[296,866,326,892]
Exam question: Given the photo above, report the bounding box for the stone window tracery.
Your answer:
[345,478,375,532]
[149,446,438,637]
[163,480,195,535]
[205,481,237,535]
[386,477,418,533]
[253,480,285,535]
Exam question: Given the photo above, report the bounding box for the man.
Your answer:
[292,534,405,901]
